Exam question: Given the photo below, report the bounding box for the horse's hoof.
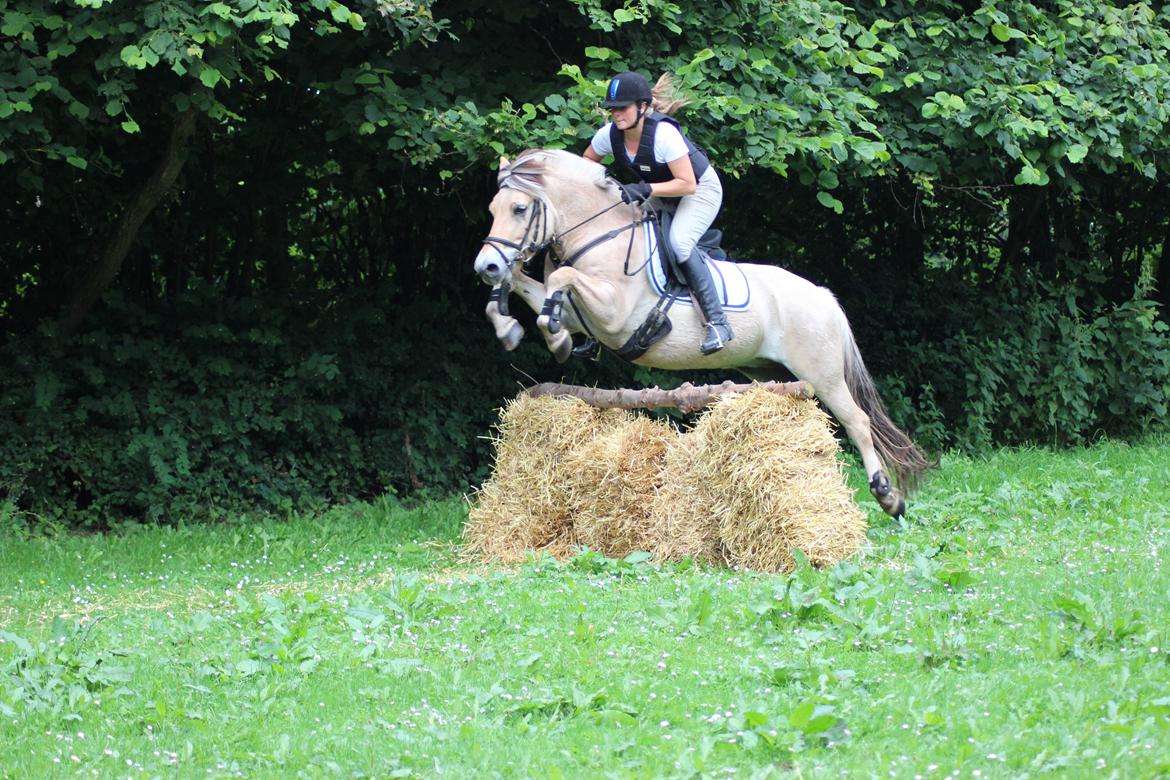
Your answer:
[501,322,523,351]
[873,490,905,518]
[869,470,904,518]
[572,338,600,360]
[551,333,572,364]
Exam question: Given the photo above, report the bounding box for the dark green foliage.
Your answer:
[2,0,1170,523]
[883,275,1170,452]
[0,286,599,525]
[4,272,1168,523]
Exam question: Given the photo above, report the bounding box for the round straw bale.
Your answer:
[648,428,728,566]
[462,394,628,563]
[561,415,675,557]
[693,386,866,572]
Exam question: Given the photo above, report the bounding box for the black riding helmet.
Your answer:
[601,72,652,108]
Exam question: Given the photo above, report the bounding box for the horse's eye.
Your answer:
[512,203,528,216]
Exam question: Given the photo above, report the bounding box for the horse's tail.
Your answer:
[840,324,933,494]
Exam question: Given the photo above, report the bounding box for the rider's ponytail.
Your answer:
[651,73,690,116]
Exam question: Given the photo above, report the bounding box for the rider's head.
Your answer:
[602,72,652,123]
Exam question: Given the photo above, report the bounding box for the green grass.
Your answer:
[2,439,1169,778]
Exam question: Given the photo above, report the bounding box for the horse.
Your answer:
[472,148,931,517]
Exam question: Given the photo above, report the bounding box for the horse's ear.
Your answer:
[499,155,510,169]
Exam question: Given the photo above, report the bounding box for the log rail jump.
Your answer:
[524,380,814,414]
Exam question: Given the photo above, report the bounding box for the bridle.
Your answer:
[480,170,665,346]
[480,179,652,275]
[480,196,553,271]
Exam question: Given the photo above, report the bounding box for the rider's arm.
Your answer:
[582,145,603,162]
[647,154,697,198]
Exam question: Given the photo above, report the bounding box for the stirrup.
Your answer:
[700,321,733,355]
[572,338,600,360]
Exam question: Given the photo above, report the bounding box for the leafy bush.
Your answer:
[4,267,1169,526]
[885,270,1170,451]
[0,286,572,526]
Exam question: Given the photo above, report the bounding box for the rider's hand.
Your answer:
[619,182,653,204]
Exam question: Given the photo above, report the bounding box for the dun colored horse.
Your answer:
[473,149,930,516]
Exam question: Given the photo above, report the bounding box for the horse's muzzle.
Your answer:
[474,249,510,286]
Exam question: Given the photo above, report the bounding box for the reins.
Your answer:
[552,180,657,276]
[484,171,657,279]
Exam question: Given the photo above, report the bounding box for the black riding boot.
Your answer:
[680,249,734,354]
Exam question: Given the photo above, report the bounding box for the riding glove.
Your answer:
[619,182,653,204]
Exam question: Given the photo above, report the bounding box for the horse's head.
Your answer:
[474,150,618,285]
[474,153,556,286]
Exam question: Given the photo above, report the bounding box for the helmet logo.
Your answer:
[608,79,619,101]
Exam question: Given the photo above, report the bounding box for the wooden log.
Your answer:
[523,380,815,413]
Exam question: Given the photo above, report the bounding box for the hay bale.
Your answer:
[647,429,727,566]
[465,386,866,573]
[462,394,628,563]
[692,386,866,572]
[561,415,675,557]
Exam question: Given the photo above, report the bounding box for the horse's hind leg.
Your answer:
[813,379,906,518]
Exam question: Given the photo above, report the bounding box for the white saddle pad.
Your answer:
[644,229,751,311]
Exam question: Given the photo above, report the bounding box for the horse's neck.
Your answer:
[557,199,655,301]
[556,197,641,267]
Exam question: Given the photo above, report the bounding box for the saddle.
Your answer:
[570,208,740,361]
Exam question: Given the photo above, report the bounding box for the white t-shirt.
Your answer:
[589,120,690,167]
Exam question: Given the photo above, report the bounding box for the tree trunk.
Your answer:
[997,186,1045,278]
[523,380,815,413]
[60,110,198,336]
[1156,213,1170,316]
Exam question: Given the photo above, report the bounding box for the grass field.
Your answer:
[2,438,1169,778]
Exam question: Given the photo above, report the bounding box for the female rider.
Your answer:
[581,71,733,355]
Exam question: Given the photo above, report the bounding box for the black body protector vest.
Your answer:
[609,111,710,203]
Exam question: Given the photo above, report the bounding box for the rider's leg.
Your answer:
[678,250,733,354]
[671,169,732,354]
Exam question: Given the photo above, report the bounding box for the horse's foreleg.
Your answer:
[490,269,569,362]
[485,287,524,351]
[535,289,572,363]
[538,267,624,333]
[537,267,623,364]
[485,272,555,352]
